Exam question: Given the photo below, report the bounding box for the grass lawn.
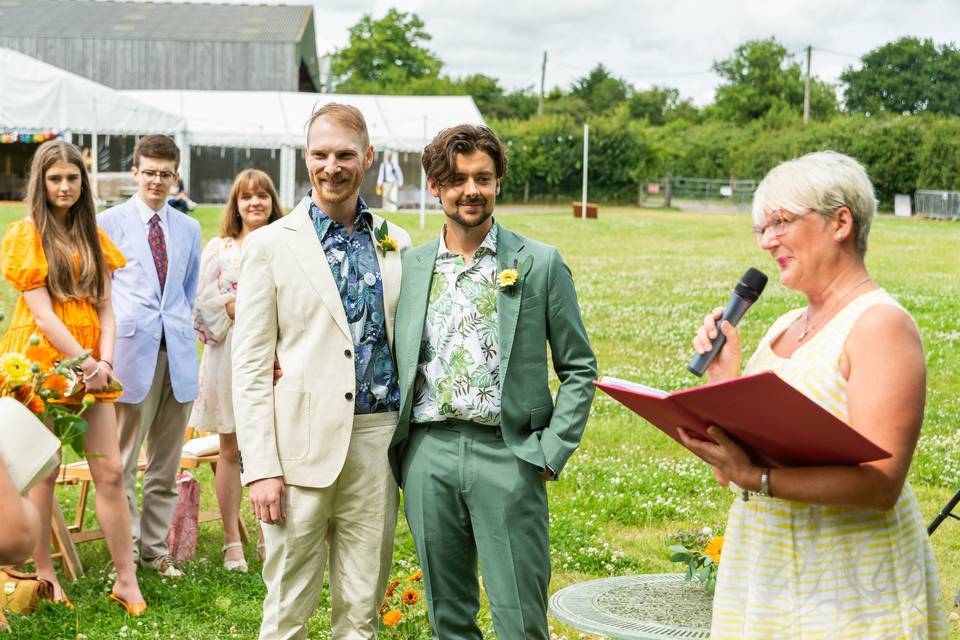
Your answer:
[1,201,959,638]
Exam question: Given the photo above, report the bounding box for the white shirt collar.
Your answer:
[135,194,168,227]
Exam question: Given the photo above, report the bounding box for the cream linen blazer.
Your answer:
[232,196,411,488]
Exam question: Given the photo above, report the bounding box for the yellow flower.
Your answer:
[705,535,724,564]
[82,393,96,408]
[497,268,519,289]
[401,588,418,605]
[408,569,423,582]
[382,610,402,626]
[1,353,34,386]
[379,235,399,253]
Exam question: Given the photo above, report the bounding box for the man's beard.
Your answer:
[311,170,362,205]
[444,196,493,228]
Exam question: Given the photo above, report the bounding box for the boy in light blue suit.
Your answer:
[98,135,202,577]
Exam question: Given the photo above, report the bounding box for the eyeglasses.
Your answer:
[752,209,801,244]
[139,169,176,181]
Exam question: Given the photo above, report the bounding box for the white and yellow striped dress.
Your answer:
[711,289,947,639]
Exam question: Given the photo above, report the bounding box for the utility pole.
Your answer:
[538,50,547,116]
[803,45,812,125]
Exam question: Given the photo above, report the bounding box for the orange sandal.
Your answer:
[109,592,147,617]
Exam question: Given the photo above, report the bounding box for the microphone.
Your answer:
[687,267,768,377]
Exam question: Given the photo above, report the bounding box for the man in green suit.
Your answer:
[389,124,597,639]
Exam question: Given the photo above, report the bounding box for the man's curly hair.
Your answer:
[421,125,507,187]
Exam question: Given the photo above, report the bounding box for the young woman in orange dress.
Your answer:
[0,140,146,614]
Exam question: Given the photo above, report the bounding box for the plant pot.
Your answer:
[0,397,61,492]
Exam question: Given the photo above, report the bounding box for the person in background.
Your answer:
[167,178,197,214]
[191,169,283,572]
[376,149,403,213]
[682,151,946,638]
[0,140,145,614]
[99,135,202,581]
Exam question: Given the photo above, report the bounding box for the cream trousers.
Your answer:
[258,412,399,640]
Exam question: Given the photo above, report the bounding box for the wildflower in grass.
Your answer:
[383,610,402,626]
[385,578,400,598]
[705,536,724,564]
[408,569,422,581]
[402,588,418,605]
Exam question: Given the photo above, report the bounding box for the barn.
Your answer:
[0,0,322,92]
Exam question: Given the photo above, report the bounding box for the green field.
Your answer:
[2,201,959,638]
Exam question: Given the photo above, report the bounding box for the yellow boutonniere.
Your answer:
[374,220,398,253]
[497,259,520,289]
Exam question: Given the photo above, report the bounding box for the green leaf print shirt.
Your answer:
[412,224,501,426]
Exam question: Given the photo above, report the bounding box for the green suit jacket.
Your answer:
[389,223,597,484]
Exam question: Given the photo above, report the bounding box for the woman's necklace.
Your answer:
[798,276,872,342]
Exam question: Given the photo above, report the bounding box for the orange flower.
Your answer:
[25,344,56,370]
[14,386,31,402]
[27,395,44,415]
[401,589,418,606]
[408,569,423,582]
[382,610,402,626]
[385,578,400,598]
[378,603,389,616]
[705,535,724,564]
[42,374,69,395]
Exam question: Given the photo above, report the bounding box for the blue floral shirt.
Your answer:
[308,195,400,414]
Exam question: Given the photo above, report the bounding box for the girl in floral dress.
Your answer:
[191,169,283,571]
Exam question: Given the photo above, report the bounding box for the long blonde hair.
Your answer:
[26,140,108,304]
[219,169,284,238]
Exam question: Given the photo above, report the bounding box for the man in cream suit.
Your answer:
[99,135,201,578]
[389,125,596,639]
[233,103,411,640]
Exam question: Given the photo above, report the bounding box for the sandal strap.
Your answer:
[222,542,244,551]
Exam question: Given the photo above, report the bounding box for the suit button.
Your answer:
[153,333,161,340]
[344,349,352,358]
[345,392,354,401]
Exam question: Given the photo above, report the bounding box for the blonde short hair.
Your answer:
[752,151,876,256]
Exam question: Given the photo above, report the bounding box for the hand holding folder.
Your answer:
[595,371,890,468]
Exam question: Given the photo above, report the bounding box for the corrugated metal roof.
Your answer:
[0,0,312,43]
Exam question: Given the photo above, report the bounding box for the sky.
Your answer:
[156,0,957,105]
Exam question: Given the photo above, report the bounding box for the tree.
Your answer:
[331,9,443,93]
[841,37,960,116]
[628,85,700,125]
[570,64,629,115]
[710,38,836,124]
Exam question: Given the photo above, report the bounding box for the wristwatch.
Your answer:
[758,468,771,497]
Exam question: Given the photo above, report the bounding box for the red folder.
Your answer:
[594,371,890,467]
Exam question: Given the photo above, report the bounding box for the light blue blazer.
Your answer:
[98,197,202,404]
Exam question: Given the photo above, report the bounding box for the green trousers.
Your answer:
[402,421,550,640]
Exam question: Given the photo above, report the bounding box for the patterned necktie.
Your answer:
[147,213,168,291]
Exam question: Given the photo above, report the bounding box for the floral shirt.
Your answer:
[412,224,501,425]
[308,195,400,414]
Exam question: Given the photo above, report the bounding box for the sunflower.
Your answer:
[401,589,418,606]
[382,610,402,626]
[705,535,724,564]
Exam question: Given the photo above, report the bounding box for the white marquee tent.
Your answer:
[0,47,185,135]
[123,90,486,208]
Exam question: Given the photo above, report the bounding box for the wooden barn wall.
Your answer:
[1,37,299,91]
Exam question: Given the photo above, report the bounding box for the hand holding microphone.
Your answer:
[688,268,768,379]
